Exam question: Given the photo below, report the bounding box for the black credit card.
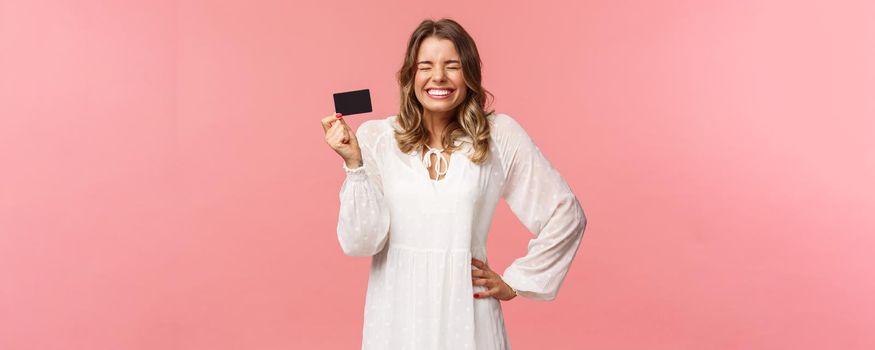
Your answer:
[333,89,372,116]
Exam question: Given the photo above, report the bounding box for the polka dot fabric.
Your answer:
[337,113,587,349]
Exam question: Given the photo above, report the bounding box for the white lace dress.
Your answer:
[336,113,587,349]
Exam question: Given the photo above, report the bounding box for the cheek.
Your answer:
[412,77,424,95]
[415,73,428,87]
[451,73,465,88]
[451,75,465,94]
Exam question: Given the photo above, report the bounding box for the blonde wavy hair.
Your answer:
[394,18,495,164]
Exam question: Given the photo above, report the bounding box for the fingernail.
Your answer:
[335,113,342,118]
[473,293,480,298]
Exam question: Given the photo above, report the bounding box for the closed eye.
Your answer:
[419,66,458,71]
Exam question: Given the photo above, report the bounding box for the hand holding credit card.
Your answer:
[333,89,372,116]
[322,88,372,169]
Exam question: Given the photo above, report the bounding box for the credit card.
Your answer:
[333,89,373,116]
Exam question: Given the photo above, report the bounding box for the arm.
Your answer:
[336,121,391,256]
[495,114,588,301]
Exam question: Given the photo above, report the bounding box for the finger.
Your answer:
[471,258,491,271]
[472,278,491,287]
[326,120,343,139]
[326,122,346,145]
[337,116,349,127]
[338,118,356,138]
[321,113,341,132]
[320,115,333,132]
[477,286,500,299]
[338,120,353,138]
[331,117,344,130]
[324,118,341,132]
[336,120,349,143]
[471,270,490,279]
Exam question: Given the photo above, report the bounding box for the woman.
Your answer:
[320,18,587,350]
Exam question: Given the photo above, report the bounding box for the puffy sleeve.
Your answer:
[336,120,391,257]
[494,114,588,301]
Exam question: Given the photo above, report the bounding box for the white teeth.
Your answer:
[428,89,451,96]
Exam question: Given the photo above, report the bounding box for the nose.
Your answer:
[431,67,446,81]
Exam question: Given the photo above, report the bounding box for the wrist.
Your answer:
[344,159,363,169]
[507,284,519,300]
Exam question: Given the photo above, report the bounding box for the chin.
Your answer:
[418,98,462,114]
[424,104,456,113]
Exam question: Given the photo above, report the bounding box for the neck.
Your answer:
[422,109,454,148]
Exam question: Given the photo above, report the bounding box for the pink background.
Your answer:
[2,0,874,349]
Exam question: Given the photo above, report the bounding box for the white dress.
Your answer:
[336,112,587,350]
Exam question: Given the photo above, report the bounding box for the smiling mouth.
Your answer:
[426,88,454,98]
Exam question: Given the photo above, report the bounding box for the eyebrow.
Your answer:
[417,60,461,65]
